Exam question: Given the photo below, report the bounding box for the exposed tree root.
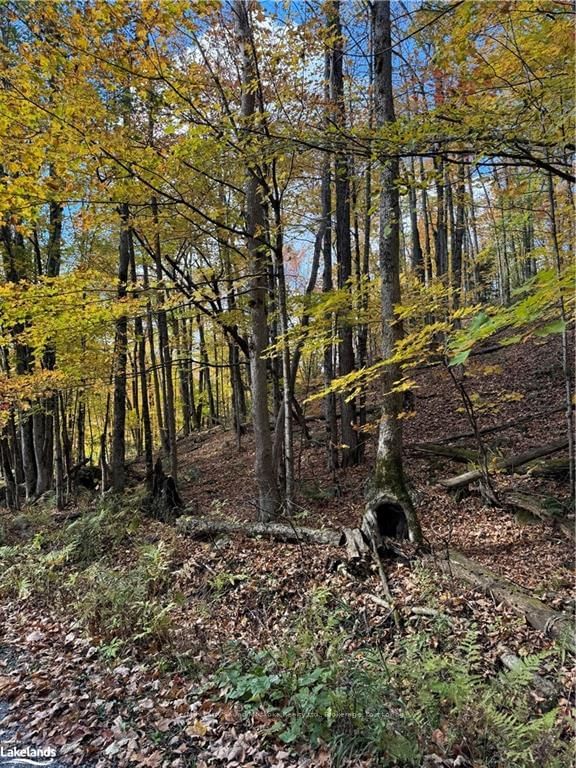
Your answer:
[177,515,572,648]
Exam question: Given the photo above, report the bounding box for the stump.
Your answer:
[145,458,183,521]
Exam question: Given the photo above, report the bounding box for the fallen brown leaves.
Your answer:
[0,336,573,766]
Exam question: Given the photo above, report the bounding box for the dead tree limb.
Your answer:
[176,516,343,547]
[412,406,564,446]
[438,440,568,490]
[433,549,574,650]
[505,491,574,540]
[409,443,478,464]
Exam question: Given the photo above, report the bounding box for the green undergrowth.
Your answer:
[0,492,178,654]
[0,498,572,766]
[209,587,571,768]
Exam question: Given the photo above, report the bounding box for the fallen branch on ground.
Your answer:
[438,439,568,490]
[412,406,565,446]
[498,646,557,704]
[177,514,572,648]
[504,491,574,540]
[176,516,343,547]
[409,443,479,464]
[433,549,574,650]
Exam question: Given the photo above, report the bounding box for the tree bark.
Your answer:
[408,157,423,278]
[371,0,422,544]
[321,50,339,473]
[110,204,131,493]
[234,0,280,521]
[151,196,178,482]
[328,0,357,467]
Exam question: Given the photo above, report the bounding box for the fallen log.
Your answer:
[434,549,574,650]
[498,646,557,705]
[505,491,563,520]
[523,457,571,480]
[176,515,572,648]
[409,443,478,464]
[438,439,569,490]
[505,491,574,540]
[176,516,343,547]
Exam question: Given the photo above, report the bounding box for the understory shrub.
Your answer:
[0,495,175,653]
[73,541,174,649]
[64,492,143,565]
[211,589,571,768]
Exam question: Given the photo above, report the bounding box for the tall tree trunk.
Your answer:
[1,433,18,510]
[356,12,373,461]
[151,197,178,481]
[452,162,465,309]
[271,198,294,513]
[53,395,65,510]
[321,51,339,472]
[546,171,574,497]
[234,0,280,521]
[197,315,216,425]
[328,0,357,467]
[130,237,153,489]
[372,0,422,543]
[420,157,432,285]
[433,157,448,278]
[408,157,423,278]
[110,204,131,493]
[143,263,166,450]
[172,317,192,437]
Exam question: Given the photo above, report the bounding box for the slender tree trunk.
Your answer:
[130,239,154,489]
[434,157,448,278]
[452,162,465,309]
[197,315,216,425]
[546,171,574,497]
[1,433,18,510]
[143,263,166,451]
[408,157,423,278]
[110,204,131,493]
[76,395,86,465]
[53,395,65,510]
[372,0,422,543]
[172,317,191,437]
[271,199,294,513]
[151,197,178,481]
[420,157,432,284]
[234,0,280,521]
[59,394,72,495]
[322,50,339,472]
[328,0,357,467]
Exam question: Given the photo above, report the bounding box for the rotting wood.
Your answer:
[433,549,574,650]
[498,646,557,705]
[176,516,343,547]
[505,491,574,540]
[522,457,571,479]
[438,439,568,490]
[409,443,478,464]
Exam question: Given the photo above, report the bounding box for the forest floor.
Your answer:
[0,336,573,768]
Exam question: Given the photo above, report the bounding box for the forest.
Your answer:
[0,1,574,766]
